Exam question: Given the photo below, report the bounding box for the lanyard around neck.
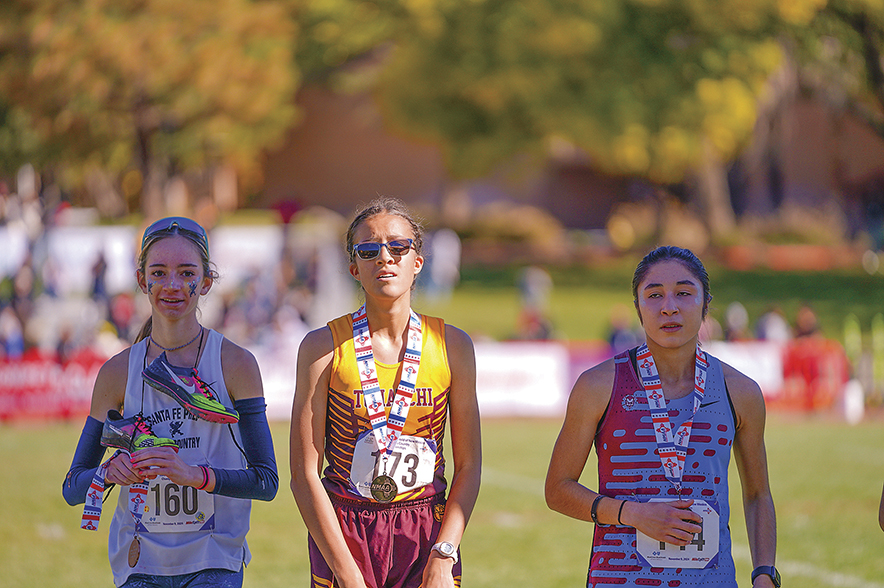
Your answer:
[352,305,423,456]
[636,343,708,492]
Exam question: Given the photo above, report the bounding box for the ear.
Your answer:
[633,298,644,325]
[200,276,213,296]
[136,270,148,294]
[349,261,360,281]
[412,253,424,275]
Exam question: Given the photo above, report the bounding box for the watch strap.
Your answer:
[751,565,781,587]
[431,542,458,564]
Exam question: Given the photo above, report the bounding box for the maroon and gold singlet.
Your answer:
[322,313,452,502]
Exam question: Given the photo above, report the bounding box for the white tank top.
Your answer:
[107,329,251,586]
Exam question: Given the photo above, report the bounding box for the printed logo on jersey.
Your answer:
[621,391,642,411]
[351,387,435,410]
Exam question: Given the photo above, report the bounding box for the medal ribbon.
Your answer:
[636,343,708,491]
[352,305,423,457]
[80,450,121,530]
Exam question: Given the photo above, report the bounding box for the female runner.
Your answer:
[545,246,778,587]
[290,197,481,588]
[63,217,278,587]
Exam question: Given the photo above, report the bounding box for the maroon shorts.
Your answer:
[308,493,462,588]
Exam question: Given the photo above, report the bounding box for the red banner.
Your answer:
[0,348,107,421]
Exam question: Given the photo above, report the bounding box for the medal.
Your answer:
[370,475,398,502]
[352,306,423,502]
[127,536,141,567]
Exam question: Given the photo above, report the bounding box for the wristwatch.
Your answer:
[431,541,458,564]
[751,565,781,587]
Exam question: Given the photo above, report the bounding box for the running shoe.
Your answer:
[100,410,180,453]
[141,352,240,424]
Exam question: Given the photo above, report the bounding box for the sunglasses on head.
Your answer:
[352,239,414,260]
[142,217,209,256]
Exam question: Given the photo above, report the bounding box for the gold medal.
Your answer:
[128,536,141,567]
[370,475,398,502]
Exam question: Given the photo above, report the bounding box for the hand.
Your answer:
[629,499,703,546]
[104,452,145,486]
[128,446,201,487]
[421,551,456,588]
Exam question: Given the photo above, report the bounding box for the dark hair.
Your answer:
[345,197,424,263]
[134,221,218,343]
[632,245,712,318]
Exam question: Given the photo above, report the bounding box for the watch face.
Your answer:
[438,542,455,556]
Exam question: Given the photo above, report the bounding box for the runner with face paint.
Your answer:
[63,217,278,588]
[545,246,779,588]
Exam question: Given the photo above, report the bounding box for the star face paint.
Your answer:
[188,280,197,297]
[148,280,157,294]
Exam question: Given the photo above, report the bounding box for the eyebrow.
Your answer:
[643,279,698,290]
[147,262,199,268]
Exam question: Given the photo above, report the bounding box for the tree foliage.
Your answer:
[373,0,823,183]
[790,0,884,138]
[0,0,299,210]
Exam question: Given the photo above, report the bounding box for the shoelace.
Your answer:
[191,368,218,401]
[133,414,156,436]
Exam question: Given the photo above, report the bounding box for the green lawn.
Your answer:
[8,414,884,588]
[9,260,884,587]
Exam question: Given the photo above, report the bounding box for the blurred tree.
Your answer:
[367,0,825,238]
[792,0,884,137]
[0,0,299,217]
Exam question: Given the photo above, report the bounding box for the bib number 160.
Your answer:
[149,483,199,517]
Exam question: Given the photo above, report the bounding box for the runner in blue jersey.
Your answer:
[546,246,779,588]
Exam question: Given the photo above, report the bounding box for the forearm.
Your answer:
[62,417,107,506]
[210,397,278,501]
[291,474,365,587]
[744,492,777,567]
[545,476,600,523]
[435,462,481,544]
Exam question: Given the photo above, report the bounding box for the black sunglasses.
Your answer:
[352,239,414,260]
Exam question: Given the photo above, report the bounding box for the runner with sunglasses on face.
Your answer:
[290,197,482,588]
[545,246,779,588]
[63,217,278,588]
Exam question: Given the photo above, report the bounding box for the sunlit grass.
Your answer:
[8,414,884,588]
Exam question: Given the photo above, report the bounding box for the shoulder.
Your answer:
[220,337,263,399]
[95,347,132,388]
[443,323,474,349]
[443,323,476,366]
[566,357,617,417]
[720,360,765,430]
[220,337,260,373]
[90,347,133,417]
[297,325,336,367]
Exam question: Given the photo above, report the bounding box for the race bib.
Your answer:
[136,476,215,533]
[635,498,719,569]
[350,431,436,500]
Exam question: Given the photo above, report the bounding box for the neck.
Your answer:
[645,337,698,384]
[149,319,203,349]
[363,297,412,337]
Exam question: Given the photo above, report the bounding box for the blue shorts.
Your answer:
[120,567,243,588]
[308,493,461,588]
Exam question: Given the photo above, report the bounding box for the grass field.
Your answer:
[7,259,884,586]
[6,413,883,588]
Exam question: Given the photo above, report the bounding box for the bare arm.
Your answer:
[545,359,702,546]
[422,325,482,588]
[726,363,778,588]
[289,328,367,588]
